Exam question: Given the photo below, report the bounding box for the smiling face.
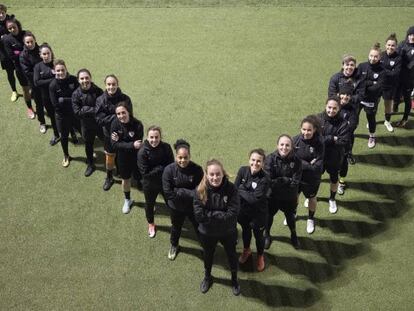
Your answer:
[368,49,381,65]
[277,136,292,158]
[176,147,190,168]
[301,121,316,140]
[408,34,414,44]
[7,21,19,36]
[105,77,118,96]
[54,64,67,80]
[385,39,397,55]
[326,99,340,117]
[339,93,351,106]
[147,129,161,148]
[78,71,91,90]
[249,152,264,174]
[0,10,6,21]
[207,164,224,188]
[40,47,52,63]
[115,106,130,124]
[342,61,356,77]
[23,35,36,50]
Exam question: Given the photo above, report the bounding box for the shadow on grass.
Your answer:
[352,152,413,168]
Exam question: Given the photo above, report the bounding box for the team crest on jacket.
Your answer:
[309,146,314,154]
[223,196,228,203]
[411,49,414,55]
[251,182,257,189]
[290,162,295,168]
[373,73,378,79]
[69,83,75,89]
[128,131,135,137]
[189,176,193,182]
[390,61,395,66]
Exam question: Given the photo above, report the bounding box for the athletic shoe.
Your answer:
[238,248,252,264]
[231,279,241,296]
[256,254,265,272]
[122,199,133,214]
[384,120,394,132]
[304,198,309,208]
[394,119,408,128]
[102,177,114,191]
[337,182,346,195]
[306,219,315,234]
[62,156,71,168]
[283,214,297,226]
[27,108,35,119]
[200,276,213,294]
[39,124,47,134]
[168,245,179,260]
[263,235,271,250]
[148,223,156,238]
[10,91,18,102]
[84,165,96,177]
[366,123,369,129]
[49,136,60,146]
[291,232,300,249]
[93,152,97,159]
[347,154,356,165]
[329,199,338,214]
[368,136,376,149]
[71,132,79,144]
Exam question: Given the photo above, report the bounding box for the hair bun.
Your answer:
[174,139,190,150]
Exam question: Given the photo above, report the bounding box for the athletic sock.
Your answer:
[107,169,113,179]
[25,99,33,109]
[385,113,391,122]
[330,190,337,201]
[124,191,131,200]
[308,210,315,219]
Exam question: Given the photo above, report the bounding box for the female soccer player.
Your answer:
[162,139,203,260]
[2,17,34,118]
[110,102,144,214]
[96,75,133,191]
[33,43,60,144]
[356,43,386,148]
[49,59,79,167]
[137,126,174,238]
[194,159,240,295]
[72,68,103,176]
[292,116,324,234]
[265,136,302,249]
[318,97,349,213]
[235,148,270,271]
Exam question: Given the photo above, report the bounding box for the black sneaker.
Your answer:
[231,280,241,296]
[200,276,213,294]
[168,245,179,260]
[263,235,272,250]
[84,165,96,177]
[71,133,79,144]
[49,136,61,146]
[291,233,300,249]
[347,154,356,165]
[103,177,114,191]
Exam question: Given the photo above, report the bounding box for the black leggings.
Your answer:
[267,199,297,236]
[31,86,44,124]
[5,65,17,91]
[402,86,413,121]
[56,114,79,157]
[40,88,59,137]
[238,216,265,255]
[199,231,238,275]
[143,181,165,224]
[170,208,199,247]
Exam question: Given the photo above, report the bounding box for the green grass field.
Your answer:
[1,2,414,310]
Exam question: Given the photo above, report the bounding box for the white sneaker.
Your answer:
[384,121,394,133]
[337,183,345,195]
[304,198,309,208]
[368,136,376,149]
[122,199,133,214]
[39,124,47,134]
[366,123,369,129]
[283,214,297,226]
[329,199,338,214]
[306,219,315,234]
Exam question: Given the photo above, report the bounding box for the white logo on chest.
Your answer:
[390,61,395,66]
[251,182,257,189]
[128,131,135,137]
[373,73,379,79]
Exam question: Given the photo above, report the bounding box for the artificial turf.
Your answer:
[0,2,413,310]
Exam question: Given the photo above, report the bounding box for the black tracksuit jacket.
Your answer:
[194,177,240,237]
[399,41,414,88]
[162,161,204,212]
[265,152,302,202]
[19,44,41,86]
[49,75,79,116]
[356,62,386,103]
[292,134,324,183]
[137,140,174,190]
[328,70,363,103]
[95,89,132,132]
[0,14,14,63]
[33,61,54,91]
[339,98,359,133]
[110,117,144,151]
[72,83,103,130]
[318,112,349,171]
[2,30,26,69]
[234,166,269,225]
[380,51,402,90]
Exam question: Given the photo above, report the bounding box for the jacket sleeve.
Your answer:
[238,175,269,205]
[48,81,58,108]
[334,121,350,147]
[71,90,83,118]
[110,121,134,151]
[211,186,240,222]
[234,167,243,188]
[162,165,176,202]
[95,96,115,127]
[19,53,33,83]
[137,147,149,176]
[291,157,302,187]
[33,65,53,87]
[194,194,208,223]
[328,73,339,97]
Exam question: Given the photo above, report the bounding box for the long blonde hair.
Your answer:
[196,159,228,204]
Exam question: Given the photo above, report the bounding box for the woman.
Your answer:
[137,126,174,238]
[33,43,60,145]
[96,75,133,191]
[194,159,240,295]
[265,137,301,250]
[292,115,324,234]
[318,97,349,214]
[356,43,386,148]
[72,68,104,176]
[110,102,144,214]
[235,148,270,271]
[380,33,401,132]
[2,17,34,118]
[49,59,80,167]
[162,139,203,260]
[0,4,18,102]
[19,32,44,132]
